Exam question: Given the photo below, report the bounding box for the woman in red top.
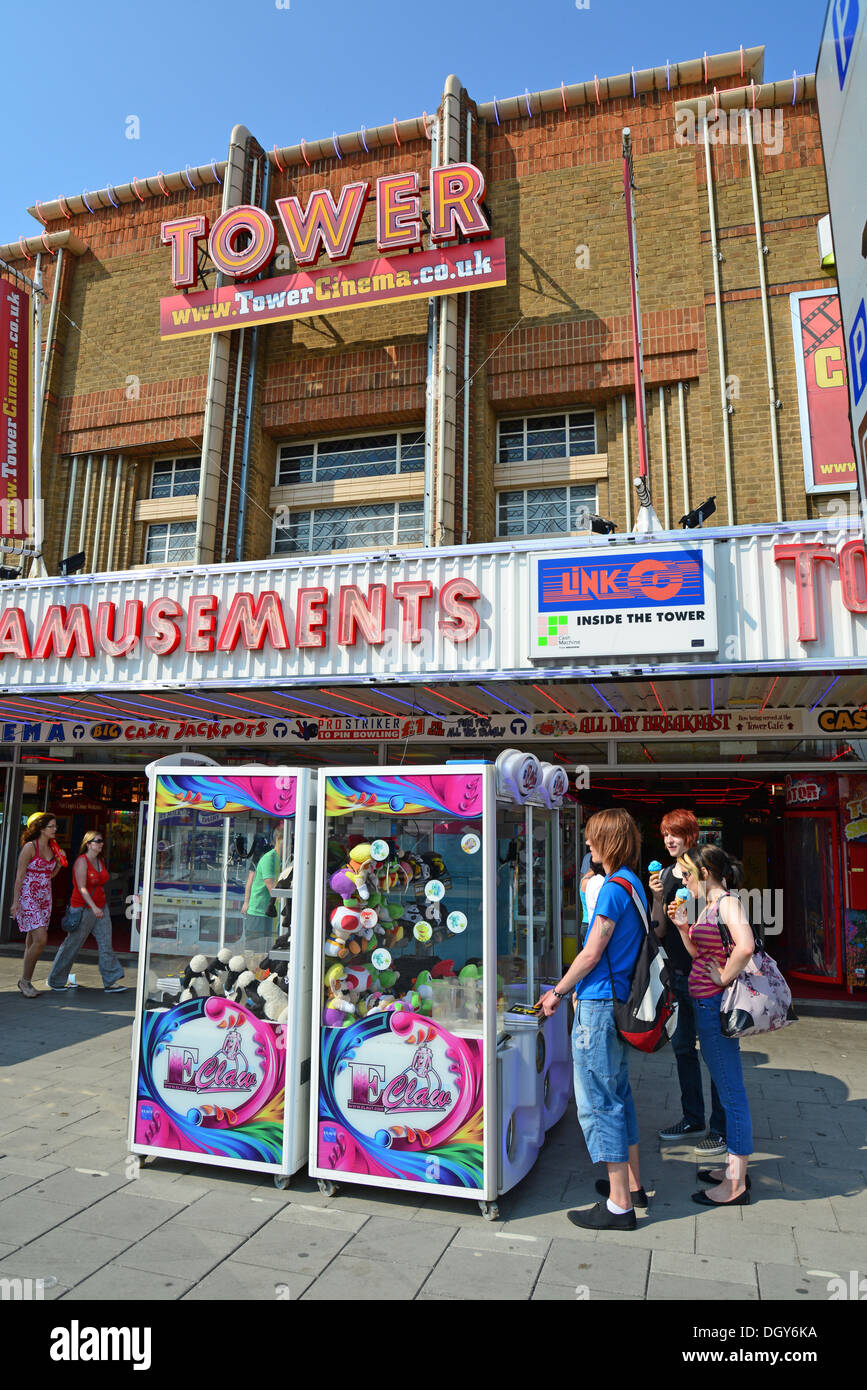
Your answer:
[669,844,755,1207]
[47,831,127,994]
[13,813,65,997]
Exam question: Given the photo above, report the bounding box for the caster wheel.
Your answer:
[479,1201,499,1221]
[273,1174,290,1190]
[318,1179,339,1197]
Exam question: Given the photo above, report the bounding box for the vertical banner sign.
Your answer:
[0,280,31,539]
[817,0,867,513]
[791,290,857,492]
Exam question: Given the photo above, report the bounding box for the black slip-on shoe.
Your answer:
[691,1188,750,1207]
[567,1202,637,1231]
[697,1169,751,1189]
[594,1179,648,1208]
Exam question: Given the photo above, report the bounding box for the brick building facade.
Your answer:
[0,45,845,578]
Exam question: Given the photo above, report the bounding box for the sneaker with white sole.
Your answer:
[657,1118,706,1141]
[695,1133,727,1157]
[48,982,79,991]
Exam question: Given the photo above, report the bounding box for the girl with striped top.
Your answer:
[669,844,755,1207]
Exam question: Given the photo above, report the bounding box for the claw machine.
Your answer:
[309,751,572,1219]
[128,757,315,1187]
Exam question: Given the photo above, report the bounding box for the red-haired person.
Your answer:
[648,809,725,1159]
[12,813,65,998]
[539,808,647,1231]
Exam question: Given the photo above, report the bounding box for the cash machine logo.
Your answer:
[538,550,704,612]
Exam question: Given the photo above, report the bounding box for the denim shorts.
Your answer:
[571,998,639,1164]
[692,994,754,1157]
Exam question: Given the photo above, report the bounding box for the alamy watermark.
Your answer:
[675,103,784,157]
[0,1276,56,1300]
[827,1270,867,1299]
[677,889,784,937]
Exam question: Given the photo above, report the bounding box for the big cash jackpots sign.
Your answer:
[817,0,867,508]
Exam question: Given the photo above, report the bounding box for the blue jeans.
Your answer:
[571,998,639,1164]
[671,973,726,1137]
[692,995,753,1157]
[48,908,124,989]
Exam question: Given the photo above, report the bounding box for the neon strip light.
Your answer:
[364,690,440,717]
[531,684,574,716]
[18,237,33,262]
[760,676,779,712]
[524,89,533,117]
[422,686,486,718]
[157,171,171,197]
[319,688,395,716]
[589,682,618,715]
[474,684,532,717]
[332,132,342,160]
[493,97,500,126]
[184,166,197,191]
[809,675,840,711]
[272,146,286,174]
[211,160,222,184]
[643,747,654,763]
[560,82,567,112]
[81,190,96,215]
[649,682,667,715]
[132,178,145,203]
[360,125,369,153]
[300,138,310,167]
[393,118,401,146]
[105,185,119,208]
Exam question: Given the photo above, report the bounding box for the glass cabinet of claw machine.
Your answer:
[128,758,315,1186]
[309,752,571,1219]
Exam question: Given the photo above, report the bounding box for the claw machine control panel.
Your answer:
[128,760,315,1183]
[309,753,571,1217]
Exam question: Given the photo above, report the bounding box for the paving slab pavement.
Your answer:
[1,954,865,1303]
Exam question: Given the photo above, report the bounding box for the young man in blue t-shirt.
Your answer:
[539,809,648,1232]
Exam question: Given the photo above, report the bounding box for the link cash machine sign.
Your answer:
[531,546,718,659]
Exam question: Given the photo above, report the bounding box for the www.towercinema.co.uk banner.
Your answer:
[0,280,32,540]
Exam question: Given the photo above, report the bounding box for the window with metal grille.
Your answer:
[150,456,201,498]
[273,501,424,555]
[145,521,197,564]
[496,485,597,538]
[276,430,424,486]
[497,411,596,464]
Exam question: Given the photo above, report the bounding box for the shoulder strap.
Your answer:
[609,875,650,932]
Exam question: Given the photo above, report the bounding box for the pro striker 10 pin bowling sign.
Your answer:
[159,163,506,339]
[530,544,719,659]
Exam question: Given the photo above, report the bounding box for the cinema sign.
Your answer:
[159,162,506,339]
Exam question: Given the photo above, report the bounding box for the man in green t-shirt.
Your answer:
[244,827,283,945]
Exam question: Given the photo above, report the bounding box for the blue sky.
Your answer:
[2,0,828,245]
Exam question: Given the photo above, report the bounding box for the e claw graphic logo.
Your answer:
[345,1041,453,1115]
[162,1025,258,1096]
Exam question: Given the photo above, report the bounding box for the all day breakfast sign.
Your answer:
[159,163,506,338]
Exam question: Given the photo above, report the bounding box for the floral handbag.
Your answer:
[717,913,796,1038]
